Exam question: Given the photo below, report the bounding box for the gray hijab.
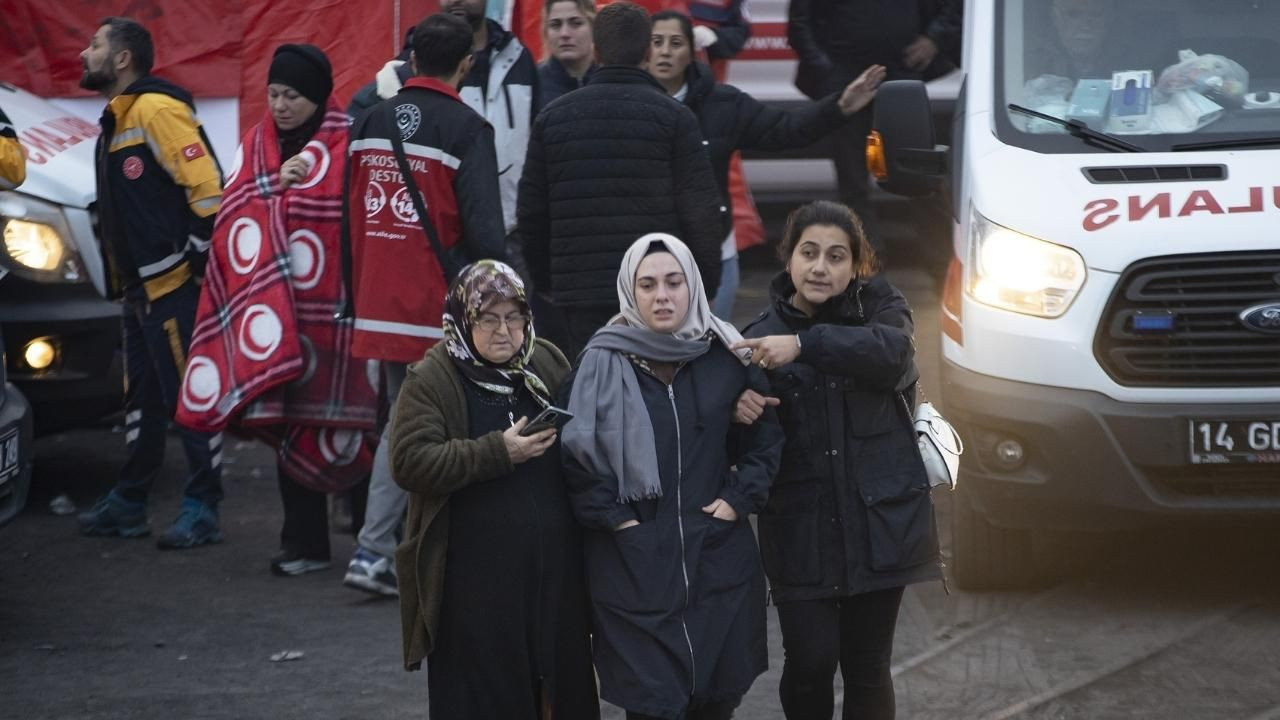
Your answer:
[561,233,749,503]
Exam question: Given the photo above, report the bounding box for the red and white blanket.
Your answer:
[177,102,379,492]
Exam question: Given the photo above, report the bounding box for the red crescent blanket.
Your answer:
[177,103,379,492]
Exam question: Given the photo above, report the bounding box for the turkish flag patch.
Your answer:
[181,143,206,161]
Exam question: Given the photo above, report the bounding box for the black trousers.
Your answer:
[626,696,739,720]
[776,586,906,720]
[277,466,330,561]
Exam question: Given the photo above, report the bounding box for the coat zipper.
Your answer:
[667,382,697,692]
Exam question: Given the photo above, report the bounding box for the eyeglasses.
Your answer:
[475,312,529,333]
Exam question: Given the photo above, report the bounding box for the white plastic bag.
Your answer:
[1156,49,1249,106]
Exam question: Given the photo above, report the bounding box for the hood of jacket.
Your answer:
[681,60,718,110]
[483,17,516,54]
[375,59,411,100]
[105,75,196,124]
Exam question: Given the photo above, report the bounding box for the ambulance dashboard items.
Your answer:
[1020,48,1253,135]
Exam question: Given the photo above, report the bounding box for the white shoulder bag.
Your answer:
[901,392,963,491]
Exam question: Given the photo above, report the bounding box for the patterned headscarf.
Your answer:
[442,260,552,405]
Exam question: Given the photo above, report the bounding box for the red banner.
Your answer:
[0,1,444,132]
[0,0,243,97]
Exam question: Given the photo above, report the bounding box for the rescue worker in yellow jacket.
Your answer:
[75,16,227,549]
[0,105,24,190]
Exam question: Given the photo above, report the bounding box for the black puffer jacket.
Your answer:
[743,271,941,604]
[517,66,723,307]
[562,343,784,719]
[681,61,846,237]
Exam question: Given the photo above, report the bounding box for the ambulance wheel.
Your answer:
[950,483,1045,591]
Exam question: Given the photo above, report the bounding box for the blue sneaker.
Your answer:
[78,491,149,538]
[156,498,223,550]
[343,547,398,597]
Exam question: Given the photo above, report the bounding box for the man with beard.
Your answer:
[76,17,227,549]
[0,105,25,190]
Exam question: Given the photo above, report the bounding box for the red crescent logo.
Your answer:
[227,218,263,275]
[238,304,283,361]
[181,356,221,413]
[318,428,361,466]
[292,141,331,190]
[287,229,325,291]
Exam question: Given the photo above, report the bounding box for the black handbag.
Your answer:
[382,101,466,281]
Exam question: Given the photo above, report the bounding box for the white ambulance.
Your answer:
[0,82,122,436]
[873,0,1280,588]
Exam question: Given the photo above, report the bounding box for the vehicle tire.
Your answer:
[950,483,1044,591]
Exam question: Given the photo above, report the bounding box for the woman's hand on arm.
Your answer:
[838,65,887,116]
[502,416,557,464]
[733,388,780,425]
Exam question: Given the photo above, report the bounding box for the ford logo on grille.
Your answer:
[1239,303,1280,334]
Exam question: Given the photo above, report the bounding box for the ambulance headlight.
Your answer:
[0,191,85,283]
[967,212,1085,318]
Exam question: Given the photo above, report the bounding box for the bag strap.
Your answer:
[383,101,453,276]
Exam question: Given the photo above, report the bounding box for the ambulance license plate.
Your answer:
[0,426,17,489]
[1189,420,1280,464]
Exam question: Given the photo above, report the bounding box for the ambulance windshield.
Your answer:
[996,0,1280,152]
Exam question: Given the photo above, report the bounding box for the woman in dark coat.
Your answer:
[389,260,599,719]
[561,233,785,720]
[648,10,884,318]
[538,0,598,107]
[734,201,942,720]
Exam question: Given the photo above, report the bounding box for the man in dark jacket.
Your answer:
[517,1,724,358]
[787,0,961,250]
[341,12,506,597]
[75,17,226,549]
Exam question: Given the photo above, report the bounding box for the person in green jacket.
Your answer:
[388,259,600,719]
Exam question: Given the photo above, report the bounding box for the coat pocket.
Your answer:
[864,484,939,573]
[588,521,674,614]
[758,482,823,587]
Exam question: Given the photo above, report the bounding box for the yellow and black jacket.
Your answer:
[95,76,222,300]
[0,105,24,190]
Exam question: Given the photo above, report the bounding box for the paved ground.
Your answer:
[4,201,1280,718]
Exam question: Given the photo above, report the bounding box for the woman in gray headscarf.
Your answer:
[561,233,785,720]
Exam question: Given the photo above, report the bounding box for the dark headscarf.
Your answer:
[269,44,332,158]
[269,44,333,105]
[442,260,552,405]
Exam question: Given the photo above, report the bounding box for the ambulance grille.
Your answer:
[1083,165,1225,183]
[1094,251,1280,386]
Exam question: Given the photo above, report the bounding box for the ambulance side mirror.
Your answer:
[869,80,948,197]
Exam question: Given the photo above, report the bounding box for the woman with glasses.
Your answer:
[389,260,599,719]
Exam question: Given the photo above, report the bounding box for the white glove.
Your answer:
[693,25,718,51]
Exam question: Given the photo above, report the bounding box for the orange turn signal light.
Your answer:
[866,130,888,180]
